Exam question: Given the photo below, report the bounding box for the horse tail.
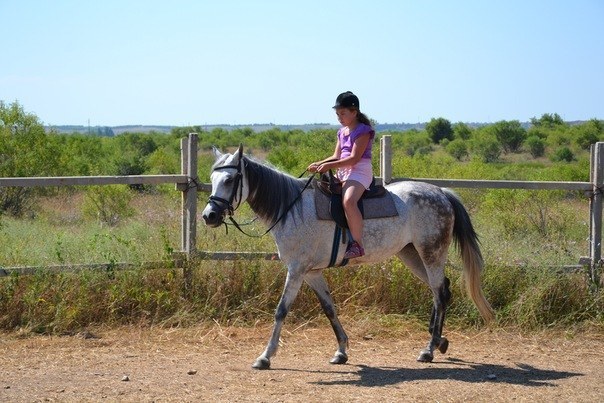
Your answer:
[443,189,495,323]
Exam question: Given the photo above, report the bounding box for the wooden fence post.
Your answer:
[185,133,198,255]
[180,137,189,253]
[181,133,198,293]
[380,135,392,184]
[590,142,604,284]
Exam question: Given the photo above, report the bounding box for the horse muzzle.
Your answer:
[201,202,226,227]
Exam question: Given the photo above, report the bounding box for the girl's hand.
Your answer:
[307,162,319,172]
[316,162,332,173]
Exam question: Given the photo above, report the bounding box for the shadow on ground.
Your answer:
[309,357,583,388]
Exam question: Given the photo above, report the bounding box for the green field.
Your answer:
[1,101,603,334]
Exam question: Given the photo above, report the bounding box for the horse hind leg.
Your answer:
[417,268,451,363]
[304,271,349,364]
[397,244,450,362]
[252,271,304,370]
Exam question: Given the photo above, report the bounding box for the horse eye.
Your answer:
[224,177,234,185]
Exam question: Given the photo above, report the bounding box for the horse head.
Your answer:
[202,144,249,227]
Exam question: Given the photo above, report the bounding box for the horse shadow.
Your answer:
[310,358,583,388]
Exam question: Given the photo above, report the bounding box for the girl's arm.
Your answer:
[316,133,370,173]
[307,140,341,172]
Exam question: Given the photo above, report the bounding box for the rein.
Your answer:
[210,157,316,238]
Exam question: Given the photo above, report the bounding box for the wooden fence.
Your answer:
[0,133,602,282]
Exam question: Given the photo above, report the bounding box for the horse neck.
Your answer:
[244,158,304,225]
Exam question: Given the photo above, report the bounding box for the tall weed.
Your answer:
[480,189,583,239]
[1,259,602,334]
[82,185,134,226]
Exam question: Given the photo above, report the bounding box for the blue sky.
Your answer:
[1,1,602,126]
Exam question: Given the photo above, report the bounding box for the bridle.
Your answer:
[207,152,245,217]
[207,153,316,237]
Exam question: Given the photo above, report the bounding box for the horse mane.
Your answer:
[243,156,307,226]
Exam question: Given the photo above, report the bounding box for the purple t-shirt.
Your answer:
[337,123,375,159]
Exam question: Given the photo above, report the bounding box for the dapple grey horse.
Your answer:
[202,146,494,369]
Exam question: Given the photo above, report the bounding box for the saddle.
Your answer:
[316,171,386,199]
[313,171,398,268]
[315,171,388,229]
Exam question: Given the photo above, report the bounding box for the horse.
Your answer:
[201,145,495,370]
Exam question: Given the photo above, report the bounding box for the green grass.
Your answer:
[0,189,602,335]
[0,193,180,266]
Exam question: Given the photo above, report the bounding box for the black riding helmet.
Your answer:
[333,91,360,109]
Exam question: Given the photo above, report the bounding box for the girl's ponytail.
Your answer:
[358,111,373,127]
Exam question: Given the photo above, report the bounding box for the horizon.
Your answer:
[43,116,593,130]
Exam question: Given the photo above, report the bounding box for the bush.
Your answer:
[82,185,135,226]
[445,139,468,161]
[527,127,548,140]
[453,122,472,140]
[491,120,527,153]
[525,135,545,158]
[470,132,501,163]
[267,146,299,172]
[573,120,602,150]
[146,147,180,175]
[552,147,575,162]
[392,130,432,157]
[547,128,572,147]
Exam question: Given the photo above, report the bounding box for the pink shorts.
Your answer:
[336,159,373,190]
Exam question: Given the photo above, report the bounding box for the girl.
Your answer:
[308,91,375,259]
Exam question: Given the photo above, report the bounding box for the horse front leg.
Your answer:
[252,271,304,370]
[304,271,348,364]
[417,276,451,362]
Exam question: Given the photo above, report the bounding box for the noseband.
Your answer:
[208,155,244,217]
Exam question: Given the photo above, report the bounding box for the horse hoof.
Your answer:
[252,357,271,370]
[417,350,433,363]
[438,337,449,354]
[330,352,348,365]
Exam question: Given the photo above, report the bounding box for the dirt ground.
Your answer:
[1,322,603,402]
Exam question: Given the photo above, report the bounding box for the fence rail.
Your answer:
[393,178,592,191]
[0,174,190,188]
[1,134,602,283]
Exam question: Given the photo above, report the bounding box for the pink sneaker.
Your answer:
[344,241,365,259]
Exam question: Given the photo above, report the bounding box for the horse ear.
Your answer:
[237,143,244,158]
[211,146,223,160]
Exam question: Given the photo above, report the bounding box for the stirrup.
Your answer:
[344,241,364,259]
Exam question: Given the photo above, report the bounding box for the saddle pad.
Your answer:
[314,189,399,221]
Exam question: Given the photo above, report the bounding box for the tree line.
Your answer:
[1,100,603,216]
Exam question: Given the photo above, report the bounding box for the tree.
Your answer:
[393,130,432,156]
[525,135,545,158]
[445,139,468,161]
[573,119,603,150]
[470,129,501,163]
[491,120,527,153]
[425,117,453,144]
[0,101,61,215]
[530,113,565,128]
[267,146,299,172]
[453,122,472,140]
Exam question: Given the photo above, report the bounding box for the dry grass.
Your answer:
[1,192,602,335]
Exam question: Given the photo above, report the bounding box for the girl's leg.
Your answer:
[342,180,366,247]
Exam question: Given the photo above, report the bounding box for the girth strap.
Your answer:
[327,225,349,268]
